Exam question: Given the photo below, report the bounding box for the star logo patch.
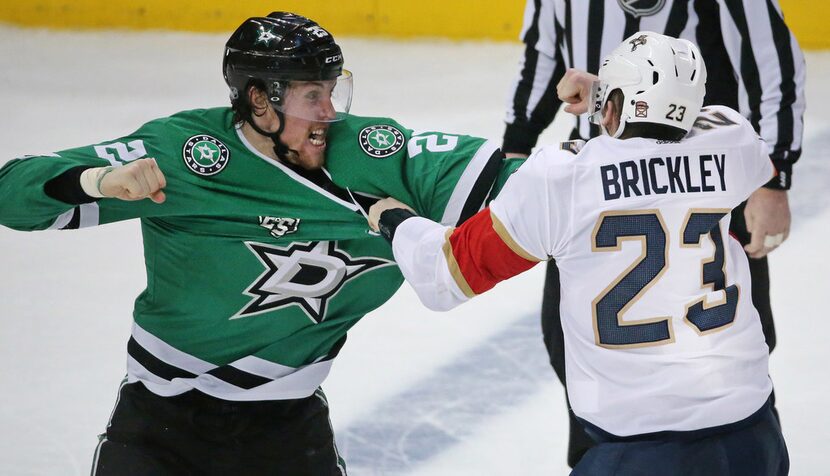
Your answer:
[234,241,394,323]
[182,135,230,176]
[256,26,278,46]
[359,125,405,159]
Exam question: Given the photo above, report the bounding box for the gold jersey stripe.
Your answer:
[442,228,477,298]
[491,211,542,262]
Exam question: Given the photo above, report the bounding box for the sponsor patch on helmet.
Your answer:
[182,135,230,176]
[618,0,666,18]
[358,125,405,158]
[635,101,650,118]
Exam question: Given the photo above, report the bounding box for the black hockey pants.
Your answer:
[91,381,346,475]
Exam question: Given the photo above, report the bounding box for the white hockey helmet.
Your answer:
[589,31,706,138]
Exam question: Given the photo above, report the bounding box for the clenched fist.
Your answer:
[368,197,414,232]
[557,69,600,115]
[85,158,168,203]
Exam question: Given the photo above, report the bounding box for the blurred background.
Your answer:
[1,0,827,47]
[0,2,828,475]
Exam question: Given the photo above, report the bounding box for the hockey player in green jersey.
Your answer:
[0,12,521,475]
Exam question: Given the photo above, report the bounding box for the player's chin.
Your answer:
[297,147,327,170]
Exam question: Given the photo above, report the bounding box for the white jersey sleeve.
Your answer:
[391,217,465,311]
[488,146,577,259]
[391,150,565,311]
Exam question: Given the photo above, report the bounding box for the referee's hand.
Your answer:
[744,188,790,258]
[558,69,600,115]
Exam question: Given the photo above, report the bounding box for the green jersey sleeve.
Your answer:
[324,115,524,227]
[0,112,222,231]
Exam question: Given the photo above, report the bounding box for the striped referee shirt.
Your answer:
[503,0,806,189]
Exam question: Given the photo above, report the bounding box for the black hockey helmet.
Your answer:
[223,12,352,121]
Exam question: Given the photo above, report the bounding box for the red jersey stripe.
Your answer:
[445,208,541,295]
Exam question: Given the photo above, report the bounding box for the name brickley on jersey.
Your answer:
[600,152,727,201]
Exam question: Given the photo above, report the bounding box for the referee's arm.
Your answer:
[503,0,565,156]
[718,0,807,190]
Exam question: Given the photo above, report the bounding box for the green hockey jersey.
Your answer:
[0,107,521,400]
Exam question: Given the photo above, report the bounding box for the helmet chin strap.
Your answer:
[594,90,627,139]
[247,107,296,162]
[599,104,627,139]
[609,119,627,139]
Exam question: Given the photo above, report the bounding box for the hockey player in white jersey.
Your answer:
[368,32,788,475]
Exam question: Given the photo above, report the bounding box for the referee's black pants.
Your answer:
[91,381,346,475]
[541,201,779,468]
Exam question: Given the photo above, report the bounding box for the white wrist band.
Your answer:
[79,167,114,198]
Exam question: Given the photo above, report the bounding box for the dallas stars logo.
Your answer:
[256,26,278,46]
[358,125,405,159]
[182,134,230,176]
[235,241,394,323]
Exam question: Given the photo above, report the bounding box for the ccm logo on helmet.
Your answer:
[325,54,342,64]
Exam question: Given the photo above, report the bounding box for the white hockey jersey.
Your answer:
[392,106,776,436]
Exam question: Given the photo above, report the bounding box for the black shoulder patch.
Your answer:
[559,140,586,155]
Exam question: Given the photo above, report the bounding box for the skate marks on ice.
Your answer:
[337,313,551,475]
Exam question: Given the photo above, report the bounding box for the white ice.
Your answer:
[0,26,828,475]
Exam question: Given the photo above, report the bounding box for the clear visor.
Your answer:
[274,69,353,123]
[587,79,608,125]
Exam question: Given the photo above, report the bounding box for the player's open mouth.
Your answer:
[309,128,327,147]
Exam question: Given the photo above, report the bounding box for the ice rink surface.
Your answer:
[0,26,828,475]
